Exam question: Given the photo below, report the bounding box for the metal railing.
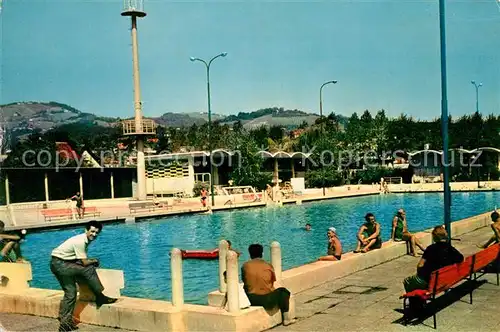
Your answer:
[384,177,403,184]
[122,119,156,135]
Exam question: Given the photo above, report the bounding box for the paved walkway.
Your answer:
[0,226,497,331]
[273,226,499,332]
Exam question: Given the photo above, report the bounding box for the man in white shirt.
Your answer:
[50,220,116,332]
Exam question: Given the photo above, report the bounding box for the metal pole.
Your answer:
[191,54,227,206]
[475,85,479,114]
[319,81,337,134]
[476,84,480,188]
[439,0,452,240]
[471,81,482,188]
[131,15,146,201]
[319,86,324,133]
[319,80,337,197]
[206,65,215,207]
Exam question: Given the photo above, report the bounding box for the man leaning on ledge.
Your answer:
[50,220,117,332]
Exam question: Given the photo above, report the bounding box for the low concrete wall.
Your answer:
[390,181,500,192]
[0,288,289,332]
[0,262,32,291]
[0,262,294,331]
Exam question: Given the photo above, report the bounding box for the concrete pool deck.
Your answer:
[1,186,381,231]
[274,224,500,332]
[0,210,497,331]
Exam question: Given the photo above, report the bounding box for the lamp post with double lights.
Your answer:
[471,80,483,114]
[190,52,228,207]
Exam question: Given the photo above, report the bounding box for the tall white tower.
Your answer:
[121,0,156,200]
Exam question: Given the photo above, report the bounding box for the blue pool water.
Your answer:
[24,192,499,304]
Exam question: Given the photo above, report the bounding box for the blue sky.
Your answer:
[1,0,499,120]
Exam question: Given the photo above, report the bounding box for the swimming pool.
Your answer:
[24,192,499,304]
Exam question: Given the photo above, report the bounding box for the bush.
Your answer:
[193,181,208,197]
[230,170,273,191]
[305,167,344,188]
[351,167,400,184]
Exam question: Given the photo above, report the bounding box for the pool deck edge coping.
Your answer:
[0,287,290,332]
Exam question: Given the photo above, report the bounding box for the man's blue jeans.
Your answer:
[50,257,104,327]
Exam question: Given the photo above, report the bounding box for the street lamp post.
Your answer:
[471,80,483,188]
[190,53,228,207]
[438,0,452,240]
[319,80,338,134]
[471,80,482,114]
[319,80,337,197]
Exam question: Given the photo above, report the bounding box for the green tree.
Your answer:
[229,131,272,190]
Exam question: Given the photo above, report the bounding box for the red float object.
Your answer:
[181,249,219,260]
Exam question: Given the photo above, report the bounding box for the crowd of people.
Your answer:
[1,210,499,330]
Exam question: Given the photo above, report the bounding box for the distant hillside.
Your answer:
[0,101,116,142]
[153,112,225,128]
[220,107,321,129]
[0,102,341,140]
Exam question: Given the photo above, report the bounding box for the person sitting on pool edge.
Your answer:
[0,220,28,263]
[354,213,382,253]
[318,227,342,261]
[477,211,500,249]
[242,244,296,326]
[391,208,426,256]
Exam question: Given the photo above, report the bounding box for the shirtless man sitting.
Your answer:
[477,211,500,249]
[354,213,382,253]
[0,220,28,263]
[242,244,296,326]
[318,227,342,261]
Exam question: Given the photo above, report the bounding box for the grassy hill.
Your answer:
[1,102,327,132]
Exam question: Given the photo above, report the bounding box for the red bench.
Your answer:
[82,206,101,218]
[401,243,500,328]
[41,208,73,222]
[472,242,500,284]
[41,207,101,221]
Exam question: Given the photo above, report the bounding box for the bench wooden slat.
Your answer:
[429,256,473,295]
[403,244,500,329]
[83,206,101,217]
[473,243,500,272]
[41,209,72,216]
[129,201,171,214]
[41,208,73,222]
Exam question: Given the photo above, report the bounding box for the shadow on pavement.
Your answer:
[391,279,488,328]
